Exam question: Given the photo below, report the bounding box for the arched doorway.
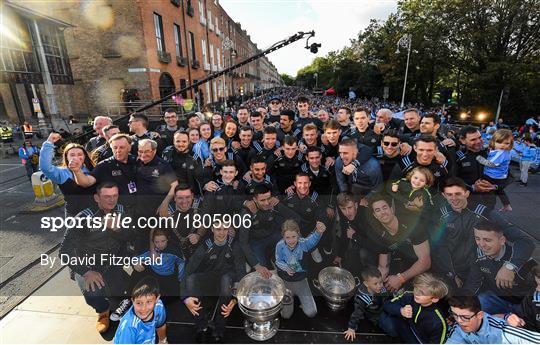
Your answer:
[159,73,175,113]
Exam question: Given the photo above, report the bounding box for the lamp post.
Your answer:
[221,37,235,109]
[396,34,412,109]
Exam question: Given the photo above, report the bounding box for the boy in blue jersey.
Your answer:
[447,295,540,344]
[383,273,449,344]
[114,277,167,344]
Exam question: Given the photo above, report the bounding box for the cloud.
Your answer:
[220,0,397,76]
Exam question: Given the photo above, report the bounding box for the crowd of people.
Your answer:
[36,86,540,344]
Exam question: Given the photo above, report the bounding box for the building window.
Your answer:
[201,39,208,68]
[209,43,215,69]
[174,24,183,57]
[1,20,40,75]
[198,0,205,22]
[189,31,196,61]
[154,13,165,52]
[180,78,187,98]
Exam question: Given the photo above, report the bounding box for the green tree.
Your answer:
[280,73,296,86]
[293,0,540,119]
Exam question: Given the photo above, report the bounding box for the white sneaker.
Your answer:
[110,298,132,321]
[311,248,323,263]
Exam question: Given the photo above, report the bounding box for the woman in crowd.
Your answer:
[39,132,96,216]
[211,113,225,138]
[221,119,240,150]
[193,123,212,164]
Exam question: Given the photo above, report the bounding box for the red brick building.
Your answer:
[1,0,282,122]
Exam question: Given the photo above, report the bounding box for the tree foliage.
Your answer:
[280,73,296,86]
[295,0,540,119]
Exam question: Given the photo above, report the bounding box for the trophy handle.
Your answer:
[232,282,238,298]
[312,279,321,291]
[354,276,361,287]
[282,288,293,305]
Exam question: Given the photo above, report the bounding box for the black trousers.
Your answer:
[185,271,236,335]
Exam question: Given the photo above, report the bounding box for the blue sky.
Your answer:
[220,0,398,76]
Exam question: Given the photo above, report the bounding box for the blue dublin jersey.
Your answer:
[114,299,166,344]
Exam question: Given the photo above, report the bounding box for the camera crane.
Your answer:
[126,30,318,119]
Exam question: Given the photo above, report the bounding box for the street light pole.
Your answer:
[396,34,411,109]
[221,37,235,110]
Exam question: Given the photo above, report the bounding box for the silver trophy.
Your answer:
[234,272,292,341]
[313,266,360,311]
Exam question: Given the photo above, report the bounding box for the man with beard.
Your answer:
[252,126,280,168]
[455,125,498,209]
[333,193,373,276]
[365,194,431,292]
[166,184,205,259]
[239,184,300,279]
[234,126,258,168]
[271,136,303,194]
[418,113,456,168]
[240,156,277,196]
[161,131,203,196]
[235,106,250,128]
[335,138,382,198]
[374,129,402,182]
[277,109,301,143]
[390,135,450,193]
[336,107,353,133]
[301,146,337,220]
[283,173,330,261]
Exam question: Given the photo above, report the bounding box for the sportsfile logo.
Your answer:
[40,213,253,232]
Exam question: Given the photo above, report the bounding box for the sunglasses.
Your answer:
[212,147,226,153]
[270,101,280,105]
[382,141,399,147]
